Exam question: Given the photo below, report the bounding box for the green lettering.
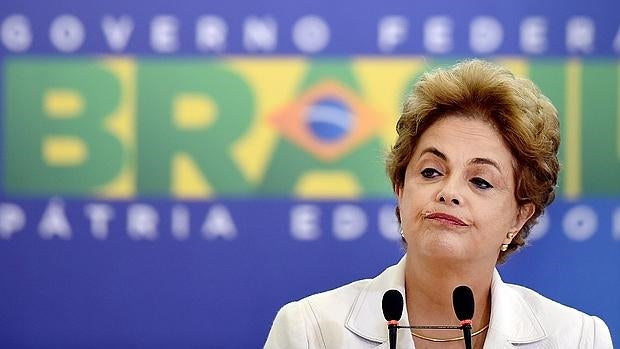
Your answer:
[4,58,123,195]
[137,60,253,196]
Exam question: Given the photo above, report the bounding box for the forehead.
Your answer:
[414,116,515,167]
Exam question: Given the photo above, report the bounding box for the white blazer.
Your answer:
[264,256,613,348]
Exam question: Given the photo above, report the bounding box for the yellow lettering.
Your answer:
[43,136,87,166]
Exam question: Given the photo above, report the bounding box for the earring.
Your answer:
[501,232,515,252]
[400,229,405,240]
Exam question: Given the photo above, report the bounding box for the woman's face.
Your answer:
[396,115,534,264]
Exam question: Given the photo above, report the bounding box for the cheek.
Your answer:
[398,187,430,226]
[479,198,519,235]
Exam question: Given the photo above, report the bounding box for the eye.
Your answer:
[421,168,442,178]
[471,177,493,190]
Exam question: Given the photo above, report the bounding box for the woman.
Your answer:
[264,59,613,348]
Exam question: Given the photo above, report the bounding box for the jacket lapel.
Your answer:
[483,270,547,348]
[345,256,415,348]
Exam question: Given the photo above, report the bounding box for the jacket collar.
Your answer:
[483,269,546,347]
[344,256,412,348]
[345,256,547,348]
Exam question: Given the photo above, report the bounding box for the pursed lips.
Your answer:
[425,212,468,226]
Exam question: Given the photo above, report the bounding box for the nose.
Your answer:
[438,194,460,205]
[436,178,463,206]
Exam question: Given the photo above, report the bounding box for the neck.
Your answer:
[404,253,494,331]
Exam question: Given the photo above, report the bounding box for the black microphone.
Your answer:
[382,289,403,349]
[452,285,475,349]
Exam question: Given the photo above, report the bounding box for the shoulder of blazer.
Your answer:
[488,273,612,347]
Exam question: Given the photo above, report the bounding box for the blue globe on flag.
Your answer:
[305,98,353,143]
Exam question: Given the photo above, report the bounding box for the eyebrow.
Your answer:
[419,147,503,173]
[469,157,502,173]
[420,147,447,161]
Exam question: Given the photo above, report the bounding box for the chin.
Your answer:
[410,236,466,260]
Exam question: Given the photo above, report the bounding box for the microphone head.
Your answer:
[382,289,404,321]
[452,285,475,321]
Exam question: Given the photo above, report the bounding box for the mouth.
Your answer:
[425,212,468,226]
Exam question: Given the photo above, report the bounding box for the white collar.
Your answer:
[345,256,547,348]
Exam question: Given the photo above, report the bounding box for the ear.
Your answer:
[395,184,403,202]
[507,202,535,241]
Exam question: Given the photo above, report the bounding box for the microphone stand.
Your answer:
[383,286,475,349]
[387,321,398,349]
[397,325,461,330]
[460,320,472,349]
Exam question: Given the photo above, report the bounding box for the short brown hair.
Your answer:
[386,59,560,263]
